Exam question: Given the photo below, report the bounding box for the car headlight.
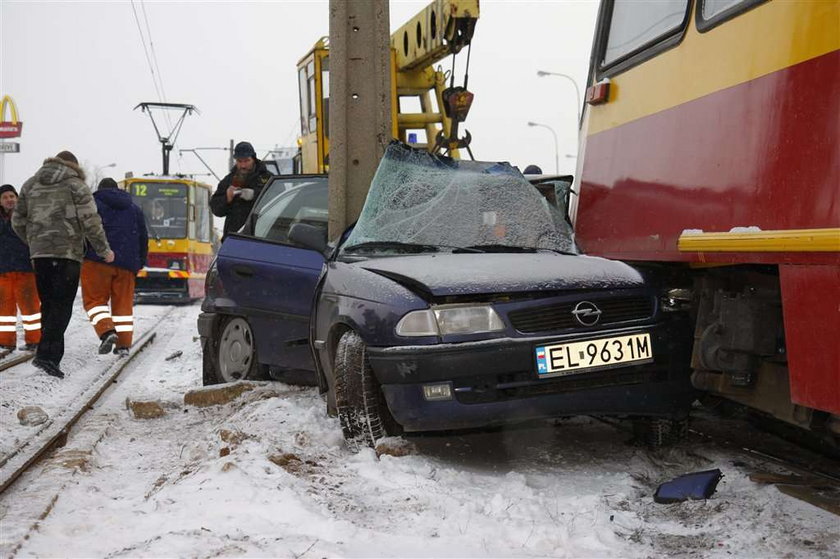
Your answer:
[396,305,505,337]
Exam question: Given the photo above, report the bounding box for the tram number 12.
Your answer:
[134,184,147,196]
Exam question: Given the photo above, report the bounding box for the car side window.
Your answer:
[253,186,327,243]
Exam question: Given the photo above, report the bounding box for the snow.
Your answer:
[1,304,838,557]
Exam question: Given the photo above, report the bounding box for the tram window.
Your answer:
[196,188,211,242]
[131,182,188,239]
[602,0,689,67]
[697,0,767,31]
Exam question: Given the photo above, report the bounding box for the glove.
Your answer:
[239,188,255,201]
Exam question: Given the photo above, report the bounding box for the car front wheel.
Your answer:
[203,316,263,385]
[333,330,401,448]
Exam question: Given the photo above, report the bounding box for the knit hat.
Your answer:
[233,141,256,159]
[56,150,79,164]
[0,184,17,197]
[98,177,119,190]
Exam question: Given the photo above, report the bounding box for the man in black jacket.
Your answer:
[210,141,272,238]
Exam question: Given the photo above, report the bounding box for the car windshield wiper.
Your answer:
[463,244,538,253]
[342,241,440,254]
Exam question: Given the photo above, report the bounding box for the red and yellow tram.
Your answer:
[573,1,839,440]
[122,176,216,303]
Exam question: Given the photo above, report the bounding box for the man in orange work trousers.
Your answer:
[0,184,41,353]
[81,178,148,356]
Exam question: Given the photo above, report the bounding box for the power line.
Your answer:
[130,0,163,103]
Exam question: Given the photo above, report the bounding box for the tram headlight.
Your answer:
[168,258,187,271]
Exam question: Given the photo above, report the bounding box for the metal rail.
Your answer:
[0,351,35,373]
[0,310,172,495]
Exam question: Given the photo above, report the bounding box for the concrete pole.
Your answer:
[328,0,393,240]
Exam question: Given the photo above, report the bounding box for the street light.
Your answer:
[536,70,582,124]
[527,121,559,174]
[91,162,116,188]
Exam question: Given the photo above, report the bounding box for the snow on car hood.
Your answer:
[359,253,644,297]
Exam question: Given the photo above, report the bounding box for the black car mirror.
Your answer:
[289,223,328,253]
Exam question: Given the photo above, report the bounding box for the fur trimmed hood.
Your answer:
[37,157,86,185]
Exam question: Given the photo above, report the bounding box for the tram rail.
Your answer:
[0,309,173,495]
[0,351,35,372]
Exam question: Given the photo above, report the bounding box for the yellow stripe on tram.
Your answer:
[678,228,840,253]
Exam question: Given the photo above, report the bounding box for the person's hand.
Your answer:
[103,250,115,263]
[239,188,254,201]
[226,186,239,203]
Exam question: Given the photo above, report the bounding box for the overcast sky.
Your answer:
[0,0,598,188]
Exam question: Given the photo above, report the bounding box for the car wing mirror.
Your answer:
[289,223,328,253]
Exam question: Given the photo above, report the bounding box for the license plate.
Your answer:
[534,333,653,378]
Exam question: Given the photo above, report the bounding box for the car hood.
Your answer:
[358,253,644,297]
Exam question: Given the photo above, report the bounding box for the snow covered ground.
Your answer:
[1,304,838,557]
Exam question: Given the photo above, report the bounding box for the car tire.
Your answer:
[333,330,401,448]
[203,316,263,385]
[633,417,689,448]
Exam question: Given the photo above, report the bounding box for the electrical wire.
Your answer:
[130,0,164,104]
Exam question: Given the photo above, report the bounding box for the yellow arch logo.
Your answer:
[1,95,19,123]
[0,95,22,138]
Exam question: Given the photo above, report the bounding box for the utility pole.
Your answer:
[328,0,393,240]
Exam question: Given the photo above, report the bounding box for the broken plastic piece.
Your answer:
[654,469,723,504]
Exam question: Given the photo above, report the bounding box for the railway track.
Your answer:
[595,413,840,515]
[0,350,35,372]
[0,310,173,496]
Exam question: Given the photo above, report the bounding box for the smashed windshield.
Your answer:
[343,142,576,255]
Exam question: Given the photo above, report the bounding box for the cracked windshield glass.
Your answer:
[343,142,577,255]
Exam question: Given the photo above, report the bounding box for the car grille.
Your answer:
[507,296,654,333]
[454,369,666,405]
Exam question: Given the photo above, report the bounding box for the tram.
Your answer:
[122,176,216,303]
[572,1,839,444]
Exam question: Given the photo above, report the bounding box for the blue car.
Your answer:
[199,144,695,448]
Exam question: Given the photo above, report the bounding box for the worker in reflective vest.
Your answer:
[0,184,41,352]
[81,178,148,356]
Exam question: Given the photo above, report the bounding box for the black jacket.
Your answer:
[84,188,148,272]
[1,209,32,274]
[210,160,272,236]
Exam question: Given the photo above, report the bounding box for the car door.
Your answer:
[215,176,328,370]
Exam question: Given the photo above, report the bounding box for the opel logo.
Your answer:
[571,301,602,326]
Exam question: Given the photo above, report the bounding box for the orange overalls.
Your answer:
[0,271,42,347]
[81,260,136,349]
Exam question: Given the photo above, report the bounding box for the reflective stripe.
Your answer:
[114,325,134,333]
[91,313,112,325]
[0,316,16,323]
[111,316,134,323]
[86,305,110,317]
[0,325,16,332]
[21,313,42,321]
[23,323,41,331]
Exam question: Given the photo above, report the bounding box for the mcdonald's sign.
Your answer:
[0,95,22,139]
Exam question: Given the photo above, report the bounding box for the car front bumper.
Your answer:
[367,322,695,432]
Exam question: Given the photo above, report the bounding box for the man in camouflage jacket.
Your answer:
[12,151,114,378]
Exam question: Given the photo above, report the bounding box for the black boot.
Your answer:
[32,357,65,379]
[98,331,118,355]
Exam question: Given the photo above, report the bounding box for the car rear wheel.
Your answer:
[203,316,262,385]
[333,330,402,448]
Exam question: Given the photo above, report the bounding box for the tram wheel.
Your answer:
[203,316,263,385]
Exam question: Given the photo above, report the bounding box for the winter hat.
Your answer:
[233,141,257,159]
[0,184,17,197]
[523,164,543,175]
[56,150,79,164]
[98,177,119,190]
